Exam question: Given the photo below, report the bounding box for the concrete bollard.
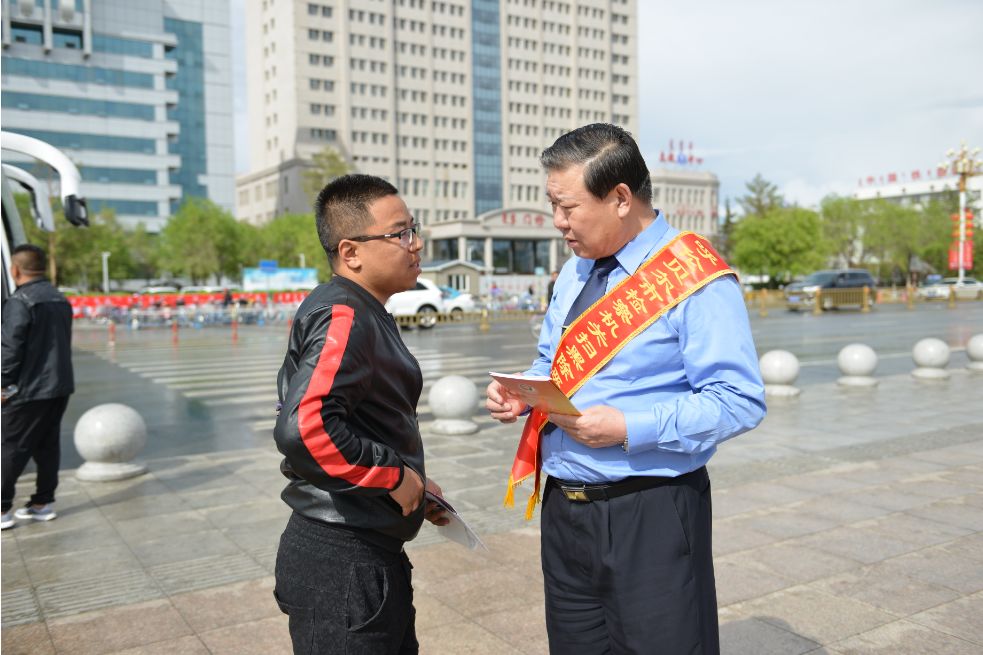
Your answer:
[911,338,951,381]
[967,334,983,374]
[429,375,480,435]
[74,403,148,481]
[837,344,878,387]
[760,350,801,397]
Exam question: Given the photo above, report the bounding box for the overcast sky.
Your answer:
[232,0,983,211]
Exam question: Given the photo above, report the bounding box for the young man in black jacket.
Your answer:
[2,244,74,530]
[273,174,447,655]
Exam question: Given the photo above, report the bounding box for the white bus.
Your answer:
[1,131,89,300]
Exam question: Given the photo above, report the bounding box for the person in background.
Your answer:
[2,244,75,530]
[546,270,559,307]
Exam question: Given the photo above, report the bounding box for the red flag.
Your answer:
[911,170,921,181]
[888,173,897,183]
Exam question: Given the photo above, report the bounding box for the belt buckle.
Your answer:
[562,488,590,502]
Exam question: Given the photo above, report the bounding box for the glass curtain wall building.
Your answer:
[1,0,234,230]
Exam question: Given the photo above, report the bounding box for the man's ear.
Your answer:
[335,240,361,272]
[613,182,633,218]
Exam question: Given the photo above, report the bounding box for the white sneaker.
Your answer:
[14,504,57,522]
[0,511,14,530]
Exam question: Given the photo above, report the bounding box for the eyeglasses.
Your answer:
[331,223,419,253]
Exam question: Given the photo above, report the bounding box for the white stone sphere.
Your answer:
[759,350,800,386]
[74,403,147,464]
[429,375,479,420]
[967,334,983,363]
[912,338,950,369]
[837,344,878,377]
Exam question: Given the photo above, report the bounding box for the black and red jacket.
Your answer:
[274,276,425,551]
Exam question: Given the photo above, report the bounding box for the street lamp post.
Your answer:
[101,251,111,293]
[942,143,982,284]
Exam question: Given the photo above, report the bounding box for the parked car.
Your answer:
[439,285,476,318]
[138,285,178,294]
[180,285,225,294]
[784,269,876,311]
[385,278,443,328]
[917,277,983,301]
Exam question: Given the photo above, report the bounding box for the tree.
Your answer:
[918,196,963,276]
[731,207,828,283]
[18,195,133,290]
[302,146,352,202]
[158,198,248,283]
[738,174,783,218]
[819,196,868,268]
[126,223,161,283]
[718,197,736,260]
[255,213,332,281]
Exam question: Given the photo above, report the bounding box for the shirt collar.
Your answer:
[611,210,669,275]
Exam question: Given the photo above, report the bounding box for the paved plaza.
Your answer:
[2,305,982,654]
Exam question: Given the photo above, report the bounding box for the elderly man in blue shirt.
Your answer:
[487,123,766,655]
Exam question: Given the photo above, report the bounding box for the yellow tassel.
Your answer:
[524,488,539,521]
[503,478,515,508]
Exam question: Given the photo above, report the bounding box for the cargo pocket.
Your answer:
[346,561,394,654]
[274,589,315,655]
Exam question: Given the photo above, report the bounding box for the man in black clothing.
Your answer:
[273,174,447,655]
[546,270,559,306]
[2,244,74,530]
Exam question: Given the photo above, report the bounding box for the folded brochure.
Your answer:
[425,490,487,551]
[488,372,581,416]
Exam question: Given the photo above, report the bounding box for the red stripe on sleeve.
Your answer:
[297,304,402,489]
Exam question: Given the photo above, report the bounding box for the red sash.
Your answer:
[504,232,734,518]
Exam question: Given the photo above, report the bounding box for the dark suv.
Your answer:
[784,269,876,311]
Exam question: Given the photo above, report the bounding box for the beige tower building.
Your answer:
[650,168,720,241]
[237,0,638,287]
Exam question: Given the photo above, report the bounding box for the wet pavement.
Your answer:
[2,306,982,654]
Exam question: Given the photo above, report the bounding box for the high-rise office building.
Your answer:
[1,0,234,231]
[237,0,638,279]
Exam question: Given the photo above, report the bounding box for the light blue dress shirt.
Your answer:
[527,213,766,483]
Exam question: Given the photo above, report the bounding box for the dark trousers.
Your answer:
[1,396,69,513]
[275,513,418,655]
[541,467,719,655]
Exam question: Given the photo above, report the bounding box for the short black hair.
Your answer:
[540,123,652,205]
[314,174,399,259]
[11,243,46,274]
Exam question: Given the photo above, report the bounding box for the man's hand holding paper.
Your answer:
[548,405,627,449]
[485,377,529,423]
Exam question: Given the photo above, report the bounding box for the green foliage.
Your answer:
[731,207,827,282]
[302,147,352,202]
[19,196,133,289]
[157,198,246,283]
[738,174,783,218]
[819,196,869,267]
[12,192,340,287]
[253,213,331,281]
[716,197,736,261]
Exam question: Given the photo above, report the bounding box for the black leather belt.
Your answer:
[548,474,677,503]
